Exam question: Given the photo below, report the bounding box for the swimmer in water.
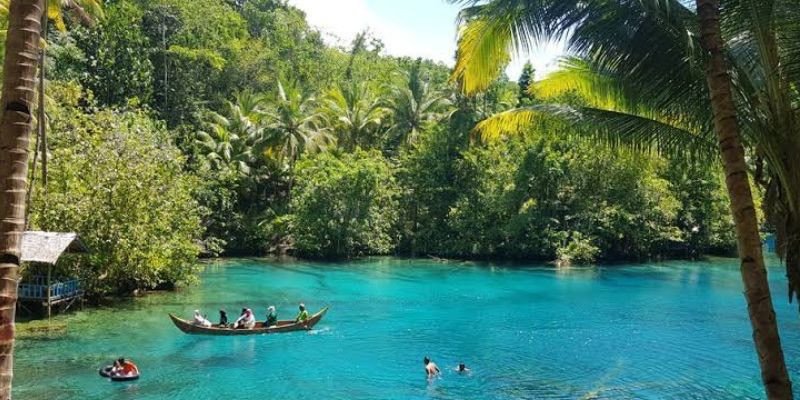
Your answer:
[423,356,440,378]
[456,363,470,373]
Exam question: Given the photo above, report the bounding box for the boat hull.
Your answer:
[168,307,328,336]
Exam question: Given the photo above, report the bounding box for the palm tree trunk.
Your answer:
[785,214,800,309]
[696,0,793,398]
[0,0,45,398]
[39,0,48,189]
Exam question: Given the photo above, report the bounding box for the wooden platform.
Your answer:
[18,276,83,317]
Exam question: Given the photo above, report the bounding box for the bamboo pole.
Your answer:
[46,265,51,319]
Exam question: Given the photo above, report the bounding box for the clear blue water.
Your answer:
[13,258,800,399]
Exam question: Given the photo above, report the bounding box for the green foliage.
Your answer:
[448,0,800,293]
[28,82,203,296]
[195,92,267,177]
[139,0,247,126]
[556,233,600,265]
[322,82,386,151]
[396,123,468,255]
[663,160,737,257]
[517,61,535,105]
[385,60,450,147]
[32,0,740,268]
[399,122,728,262]
[263,80,333,165]
[148,0,247,51]
[70,0,154,106]
[290,150,400,259]
[238,0,331,87]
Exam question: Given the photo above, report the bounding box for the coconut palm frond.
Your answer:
[474,104,716,159]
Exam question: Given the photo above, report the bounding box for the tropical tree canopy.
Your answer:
[322,81,385,151]
[263,80,332,165]
[448,1,800,395]
[449,0,800,306]
[385,60,449,146]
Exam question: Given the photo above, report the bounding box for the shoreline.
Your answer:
[17,254,779,326]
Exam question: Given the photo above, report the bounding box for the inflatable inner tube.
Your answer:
[110,373,140,382]
[99,366,113,378]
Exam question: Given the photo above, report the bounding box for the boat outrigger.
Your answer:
[168,307,328,336]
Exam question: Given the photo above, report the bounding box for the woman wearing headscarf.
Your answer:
[192,310,212,327]
[265,306,278,327]
[234,308,256,329]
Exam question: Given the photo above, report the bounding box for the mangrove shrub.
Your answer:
[290,150,400,259]
[29,83,203,296]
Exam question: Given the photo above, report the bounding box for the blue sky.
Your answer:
[289,0,567,80]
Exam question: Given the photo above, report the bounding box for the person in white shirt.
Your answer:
[234,308,256,329]
[192,310,212,328]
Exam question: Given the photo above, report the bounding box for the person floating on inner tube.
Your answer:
[112,358,139,377]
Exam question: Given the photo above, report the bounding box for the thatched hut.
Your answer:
[18,231,87,317]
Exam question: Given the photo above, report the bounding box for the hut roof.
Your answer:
[20,231,87,265]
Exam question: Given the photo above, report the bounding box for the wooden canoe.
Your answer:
[168,307,328,336]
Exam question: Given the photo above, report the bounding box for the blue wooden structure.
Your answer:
[18,231,87,318]
[18,276,82,303]
[764,234,777,253]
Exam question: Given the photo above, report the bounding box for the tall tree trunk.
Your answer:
[787,166,800,306]
[696,1,793,398]
[0,0,45,398]
[38,0,47,189]
[784,214,800,309]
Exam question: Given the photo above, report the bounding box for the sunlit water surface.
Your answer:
[13,258,800,399]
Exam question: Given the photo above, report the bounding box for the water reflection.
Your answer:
[554,264,599,279]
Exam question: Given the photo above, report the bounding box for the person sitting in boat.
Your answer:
[218,309,228,327]
[294,303,309,324]
[192,310,212,327]
[112,358,139,377]
[235,308,246,324]
[234,308,256,329]
[265,306,278,327]
[423,356,440,378]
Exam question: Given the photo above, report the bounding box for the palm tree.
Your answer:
[0,1,45,398]
[322,82,385,151]
[196,93,267,177]
[219,91,266,142]
[345,30,368,81]
[196,121,256,177]
[4,0,104,211]
[449,0,797,396]
[385,61,450,146]
[263,80,332,167]
[0,0,101,25]
[38,0,103,183]
[695,1,791,397]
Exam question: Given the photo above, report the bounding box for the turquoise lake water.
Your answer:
[13,258,800,399]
